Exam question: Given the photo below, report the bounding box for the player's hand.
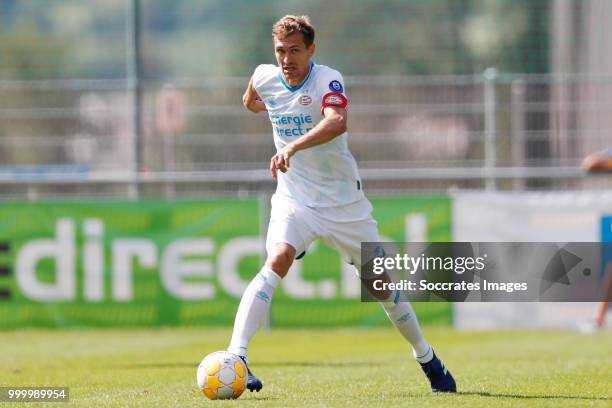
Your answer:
[270,144,296,179]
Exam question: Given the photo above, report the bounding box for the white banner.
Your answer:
[451,191,612,330]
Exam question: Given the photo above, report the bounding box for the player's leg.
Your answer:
[328,233,435,363]
[227,242,295,361]
[366,273,433,362]
[595,301,609,328]
[227,196,315,392]
[321,198,456,392]
[227,242,295,392]
[319,199,432,358]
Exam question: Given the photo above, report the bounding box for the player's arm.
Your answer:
[291,106,347,151]
[269,106,346,178]
[242,76,267,113]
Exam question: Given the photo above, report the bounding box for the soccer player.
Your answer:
[227,15,456,393]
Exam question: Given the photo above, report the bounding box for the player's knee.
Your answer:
[265,253,293,277]
[264,244,295,277]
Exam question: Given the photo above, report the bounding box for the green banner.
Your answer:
[0,197,451,328]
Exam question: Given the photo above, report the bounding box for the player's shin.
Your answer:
[227,267,282,359]
[361,270,433,363]
[380,291,433,364]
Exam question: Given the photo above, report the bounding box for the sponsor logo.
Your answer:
[6,217,262,302]
[270,113,314,137]
[298,95,312,106]
[329,80,343,93]
[270,113,313,126]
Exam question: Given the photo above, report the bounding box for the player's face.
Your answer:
[273,32,315,86]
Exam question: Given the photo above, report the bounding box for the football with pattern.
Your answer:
[197,351,247,400]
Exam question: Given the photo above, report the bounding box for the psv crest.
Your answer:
[298,95,312,106]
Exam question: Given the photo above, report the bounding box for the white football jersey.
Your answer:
[252,61,365,207]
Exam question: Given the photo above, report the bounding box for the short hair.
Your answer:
[271,15,315,47]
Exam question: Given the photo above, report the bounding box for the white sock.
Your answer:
[381,290,433,364]
[227,267,282,360]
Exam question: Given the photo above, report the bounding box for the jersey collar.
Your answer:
[278,61,314,92]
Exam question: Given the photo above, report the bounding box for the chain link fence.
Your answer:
[1,0,611,199]
[0,71,611,200]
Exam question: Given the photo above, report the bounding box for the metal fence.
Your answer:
[0,71,611,200]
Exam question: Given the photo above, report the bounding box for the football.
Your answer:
[197,351,247,400]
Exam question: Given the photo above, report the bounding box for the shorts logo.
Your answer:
[329,80,343,93]
[298,95,312,106]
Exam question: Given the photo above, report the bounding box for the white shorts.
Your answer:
[266,194,380,269]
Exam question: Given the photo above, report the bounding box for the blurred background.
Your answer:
[0,0,610,330]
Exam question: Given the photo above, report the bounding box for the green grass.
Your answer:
[0,328,610,407]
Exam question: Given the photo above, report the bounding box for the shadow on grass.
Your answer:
[239,396,279,402]
[369,390,610,402]
[460,391,610,401]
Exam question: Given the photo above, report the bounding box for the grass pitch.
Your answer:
[0,327,610,407]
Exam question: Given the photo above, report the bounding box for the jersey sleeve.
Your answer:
[317,68,348,114]
[251,64,274,95]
